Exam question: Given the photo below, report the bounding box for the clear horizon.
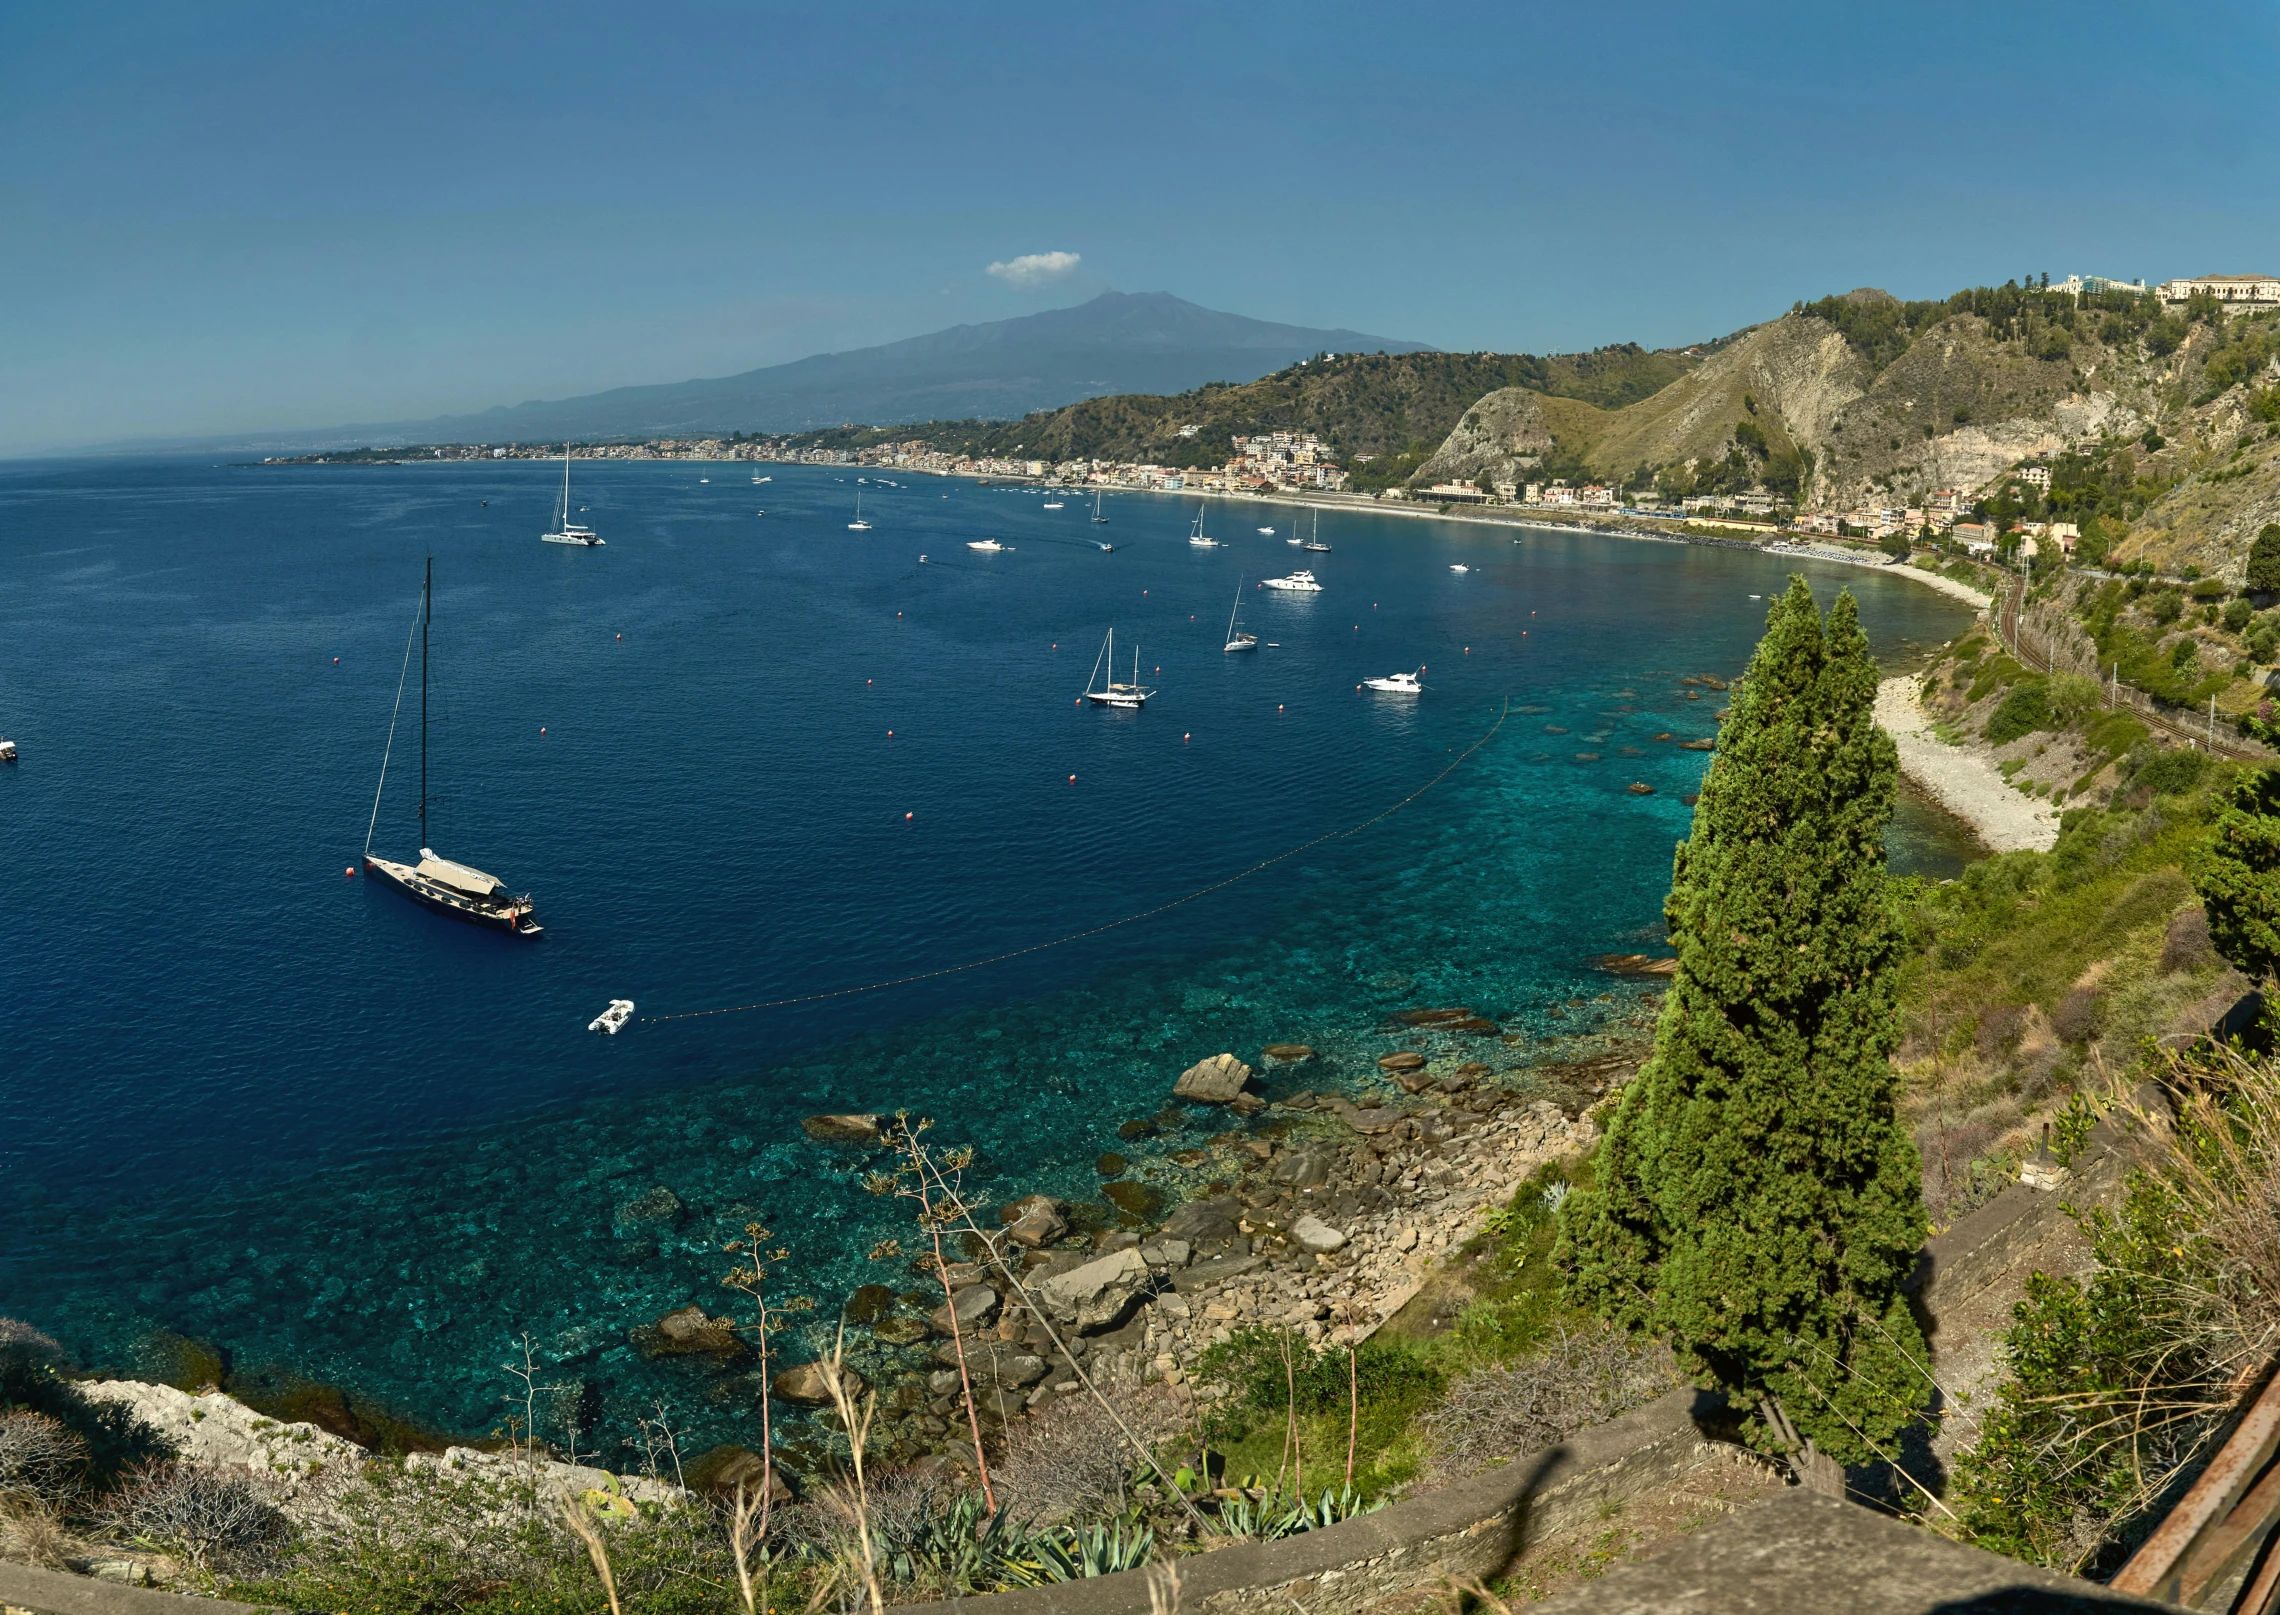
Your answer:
[7,0,2277,455]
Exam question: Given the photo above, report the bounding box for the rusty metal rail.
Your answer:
[2112,1367,2280,1611]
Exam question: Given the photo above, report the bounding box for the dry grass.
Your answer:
[0,1497,84,1568]
[1415,1324,1678,1484]
[90,1462,289,1574]
[0,1410,88,1507]
[2137,1046,2280,1381]
[993,1385,1187,1524]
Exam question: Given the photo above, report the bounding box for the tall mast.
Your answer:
[561,448,571,526]
[420,555,430,848]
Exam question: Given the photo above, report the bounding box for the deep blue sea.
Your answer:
[0,457,1975,1453]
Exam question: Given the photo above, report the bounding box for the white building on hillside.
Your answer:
[2158,274,2280,309]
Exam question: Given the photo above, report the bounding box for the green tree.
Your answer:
[2248,525,2280,596]
[1555,577,1930,1482]
[2188,769,2280,991]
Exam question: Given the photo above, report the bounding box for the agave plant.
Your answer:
[870,1487,1047,1596]
[1211,1483,1385,1542]
[1010,1514,1157,1582]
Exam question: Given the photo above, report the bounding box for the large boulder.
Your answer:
[1291,1215,1349,1254]
[684,1444,797,1504]
[1000,1193,1068,1249]
[773,1359,866,1407]
[1034,1247,1152,1334]
[614,1187,686,1230]
[1174,1054,1253,1104]
[930,1284,1001,1337]
[1270,1148,1333,1189]
[801,1114,884,1145]
[1159,1197,1241,1247]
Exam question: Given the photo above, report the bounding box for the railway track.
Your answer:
[1995,575,2270,763]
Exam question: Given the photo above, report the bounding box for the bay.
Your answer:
[0,456,1974,1446]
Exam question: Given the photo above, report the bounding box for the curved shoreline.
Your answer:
[1876,674,2059,854]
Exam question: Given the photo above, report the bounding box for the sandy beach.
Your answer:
[1877,674,2058,853]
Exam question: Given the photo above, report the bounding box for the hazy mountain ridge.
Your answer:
[371,292,1430,445]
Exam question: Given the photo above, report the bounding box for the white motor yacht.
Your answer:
[1043,500,1064,510]
[967,539,1008,552]
[1450,564,1469,573]
[1364,668,1425,694]
[1262,570,1322,592]
[1258,526,1275,535]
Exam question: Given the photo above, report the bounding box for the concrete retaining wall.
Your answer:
[898,1386,1729,1615]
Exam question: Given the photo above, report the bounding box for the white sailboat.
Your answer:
[1303,510,1330,552]
[1043,499,1064,510]
[1083,628,1155,708]
[1091,491,1109,524]
[848,493,872,531]
[1224,579,1257,653]
[541,450,604,545]
[1187,510,1221,548]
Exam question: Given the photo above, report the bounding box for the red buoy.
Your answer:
[332,657,339,664]
[539,727,546,734]
[905,812,914,820]
[345,866,355,877]
[1069,774,1077,783]
[887,730,894,737]
[1184,733,1190,742]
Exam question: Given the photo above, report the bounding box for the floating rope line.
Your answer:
[643,696,1512,1025]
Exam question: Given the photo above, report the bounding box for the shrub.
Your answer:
[2149,588,2185,625]
[94,1463,289,1574]
[2224,598,2254,633]
[0,1411,87,1507]
[2135,746,2213,798]
[2251,525,2280,596]
[1416,1325,1676,1481]
[1986,679,2051,745]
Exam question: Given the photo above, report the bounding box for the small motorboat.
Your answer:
[0,739,16,762]
[1364,668,1425,694]
[968,539,1008,553]
[589,999,636,1035]
[1450,564,1470,573]
[1262,570,1322,592]
[1258,526,1275,535]
[699,477,710,484]
[1043,500,1064,510]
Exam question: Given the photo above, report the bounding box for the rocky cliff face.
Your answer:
[1408,388,1560,488]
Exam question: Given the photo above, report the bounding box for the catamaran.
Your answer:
[541,450,603,545]
[361,559,541,936]
[1083,628,1156,708]
[848,493,872,531]
[1224,579,1257,653]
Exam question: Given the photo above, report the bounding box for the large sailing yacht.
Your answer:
[542,450,603,545]
[362,559,542,936]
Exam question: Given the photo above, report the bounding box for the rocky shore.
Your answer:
[1875,673,2059,853]
[804,1033,1633,1475]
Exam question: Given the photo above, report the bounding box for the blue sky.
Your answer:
[7,0,2278,454]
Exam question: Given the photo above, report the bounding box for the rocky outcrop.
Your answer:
[80,1381,359,1496]
[1408,388,1559,490]
[1173,1053,1253,1104]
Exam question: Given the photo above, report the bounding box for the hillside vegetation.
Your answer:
[782,346,1704,484]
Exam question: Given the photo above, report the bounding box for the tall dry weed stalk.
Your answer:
[722,1219,814,1612]
[817,1323,885,1615]
[925,1140,1215,1535]
[561,1493,623,1615]
[865,1115,997,1513]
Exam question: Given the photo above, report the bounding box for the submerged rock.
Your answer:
[843,1284,897,1325]
[636,1305,746,1361]
[801,1113,885,1145]
[1261,1043,1316,1063]
[773,1359,865,1407]
[1378,1051,1427,1073]
[1174,1053,1253,1104]
[615,1187,686,1230]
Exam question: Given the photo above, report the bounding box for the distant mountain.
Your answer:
[364,292,1427,445]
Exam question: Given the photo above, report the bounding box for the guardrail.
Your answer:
[2111,1367,2280,1611]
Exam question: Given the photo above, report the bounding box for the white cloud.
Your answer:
[986,251,1081,287]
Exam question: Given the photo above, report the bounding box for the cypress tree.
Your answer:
[1556,576,1930,1479]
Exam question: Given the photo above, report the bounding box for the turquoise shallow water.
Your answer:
[0,457,1974,1451]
